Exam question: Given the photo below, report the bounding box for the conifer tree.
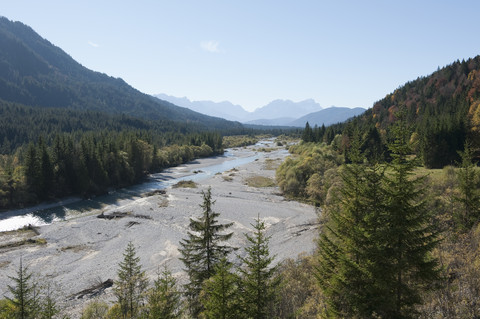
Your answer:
[145,265,182,319]
[380,115,441,317]
[179,187,234,318]
[455,140,480,229]
[114,241,148,318]
[200,257,242,319]
[39,283,58,319]
[238,216,279,319]
[302,122,314,143]
[6,259,37,319]
[317,132,387,317]
[318,116,440,317]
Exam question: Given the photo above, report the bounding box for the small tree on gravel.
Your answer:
[114,241,149,318]
[6,258,38,319]
[179,187,235,318]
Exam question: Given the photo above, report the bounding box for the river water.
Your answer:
[0,146,267,232]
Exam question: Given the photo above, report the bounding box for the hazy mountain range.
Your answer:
[155,94,365,127]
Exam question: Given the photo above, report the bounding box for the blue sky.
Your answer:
[2,0,480,111]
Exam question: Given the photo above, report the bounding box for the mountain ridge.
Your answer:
[0,17,241,131]
[155,93,364,126]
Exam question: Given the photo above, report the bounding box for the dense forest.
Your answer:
[301,56,480,168]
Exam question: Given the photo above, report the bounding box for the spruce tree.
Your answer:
[317,133,387,317]
[179,187,234,318]
[114,241,149,318]
[238,216,279,319]
[455,140,480,229]
[145,265,182,319]
[6,259,36,319]
[380,115,441,317]
[200,257,242,319]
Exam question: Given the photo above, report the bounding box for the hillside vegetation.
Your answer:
[309,56,480,168]
[274,56,480,317]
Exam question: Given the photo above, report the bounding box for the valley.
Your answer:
[0,142,319,317]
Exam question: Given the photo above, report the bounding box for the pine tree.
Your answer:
[455,140,480,229]
[317,133,387,317]
[200,257,242,319]
[380,115,441,317]
[238,216,279,319]
[114,241,149,318]
[179,187,234,318]
[145,265,182,319]
[6,259,35,319]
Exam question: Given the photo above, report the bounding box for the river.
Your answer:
[0,142,276,232]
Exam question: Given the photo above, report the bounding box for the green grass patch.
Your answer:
[172,180,197,188]
[245,176,276,188]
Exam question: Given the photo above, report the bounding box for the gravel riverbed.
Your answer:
[0,144,319,317]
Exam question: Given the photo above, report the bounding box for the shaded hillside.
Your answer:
[0,17,241,130]
[341,56,480,168]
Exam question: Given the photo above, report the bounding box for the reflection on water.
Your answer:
[0,151,259,232]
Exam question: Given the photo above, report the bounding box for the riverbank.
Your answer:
[0,142,319,317]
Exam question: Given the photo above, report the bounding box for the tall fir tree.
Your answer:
[114,241,149,318]
[6,259,37,319]
[380,114,441,317]
[238,216,279,319]
[316,132,387,317]
[179,187,234,318]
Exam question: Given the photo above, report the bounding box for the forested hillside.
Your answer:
[304,56,480,168]
[0,17,255,209]
[367,56,480,167]
[0,17,241,130]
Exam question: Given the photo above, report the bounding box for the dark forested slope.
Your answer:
[0,17,241,130]
[366,57,480,167]
[313,56,480,168]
